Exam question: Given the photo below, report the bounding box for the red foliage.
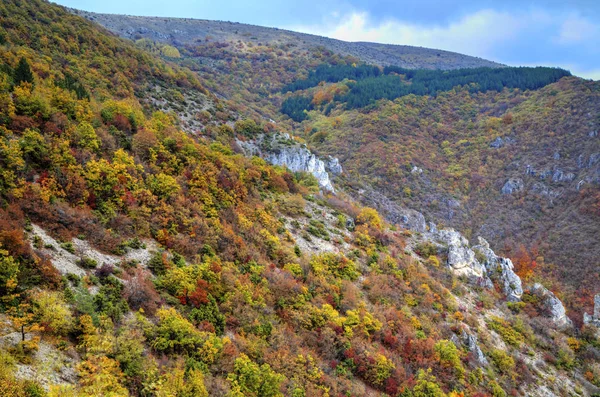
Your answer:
[180,279,210,308]
[112,113,132,133]
[385,377,399,395]
[10,115,37,132]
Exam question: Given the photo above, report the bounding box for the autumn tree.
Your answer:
[227,353,285,397]
[31,290,74,336]
[512,244,536,281]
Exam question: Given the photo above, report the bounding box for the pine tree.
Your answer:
[13,57,34,86]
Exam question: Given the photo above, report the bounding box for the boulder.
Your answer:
[473,237,523,301]
[529,283,573,329]
[435,229,490,285]
[583,294,600,328]
[325,156,343,175]
[461,330,489,367]
[589,153,600,168]
[501,178,524,194]
[450,329,488,367]
[551,168,575,183]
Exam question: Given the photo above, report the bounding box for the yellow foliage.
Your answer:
[356,207,383,230]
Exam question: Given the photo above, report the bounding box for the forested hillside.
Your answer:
[0,1,599,397]
[281,64,571,119]
[86,7,600,325]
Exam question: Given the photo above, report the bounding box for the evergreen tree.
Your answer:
[13,57,33,86]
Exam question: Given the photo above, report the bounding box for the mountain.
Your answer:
[0,1,599,397]
[70,9,503,70]
[79,8,600,317]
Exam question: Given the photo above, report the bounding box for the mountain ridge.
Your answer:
[69,8,505,70]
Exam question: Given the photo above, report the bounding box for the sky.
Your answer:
[53,0,600,79]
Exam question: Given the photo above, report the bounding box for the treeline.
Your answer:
[281,64,571,117]
[282,64,381,92]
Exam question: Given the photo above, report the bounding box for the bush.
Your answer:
[77,257,98,269]
[489,349,515,373]
[60,242,75,254]
[488,316,524,347]
[415,242,438,258]
[310,253,359,280]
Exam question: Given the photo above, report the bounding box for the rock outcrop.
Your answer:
[583,294,600,328]
[529,283,573,329]
[356,188,427,232]
[473,237,523,301]
[501,178,524,194]
[325,156,343,175]
[461,330,488,367]
[451,329,488,367]
[237,133,340,192]
[434,229,491,285]
[551,168,575,183]
[265,148,335,191]
[490,136,515,148]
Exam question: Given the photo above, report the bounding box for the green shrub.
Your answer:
[489,348,515,373]
[488,316,524,347]
[60,241,75,254]
[414,242,438,258]
[78,257,98,269]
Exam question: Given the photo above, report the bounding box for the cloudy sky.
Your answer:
[54,0,600,79]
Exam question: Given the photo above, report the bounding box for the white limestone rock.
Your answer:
[529,283,573,329]
[583,294,600,329]
[237,133,340,192]
[434,229,491,285]
[265,147,335,191]
[461,330,489,367]
[473,237,523,301]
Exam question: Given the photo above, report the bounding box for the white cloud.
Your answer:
[288,9,544,58]
[288,8,599,58]
[556,14,598,44]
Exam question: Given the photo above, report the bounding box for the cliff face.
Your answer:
[237,133,341,192]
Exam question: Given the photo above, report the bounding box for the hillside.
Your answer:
[69,9,503,70]
[79,7,600,321]
[0,1,599,397]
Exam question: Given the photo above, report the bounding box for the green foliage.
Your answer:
[75,122,100,152]
[13,57,34,87]
[94,276,129,322]
[227,353,285,397]
[32,290,73,336]
[306,219,329,240]
[415,242,438,258]
[282,63,570,112]
[189,294,225,335]
[413,368,447,397]
[282,64,381,92]
[234,119,263,137]
[488,316,525,348]
[281,95,312,122]
[434,340,464,379]
[147,173,180,200]
[489,349,515,373]
[78,257,98,269]
[488,380,507,397]
[310,253,359,280]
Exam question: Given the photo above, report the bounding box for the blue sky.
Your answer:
[54,0,600,79]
